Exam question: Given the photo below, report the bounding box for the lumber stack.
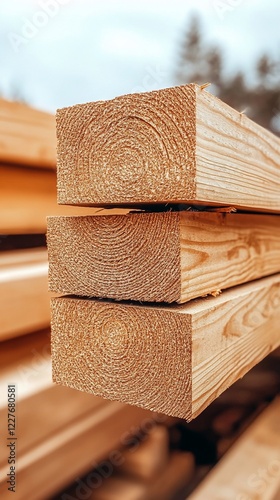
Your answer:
[1,99,168,500]
[49,84,280,423]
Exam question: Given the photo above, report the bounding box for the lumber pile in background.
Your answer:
[0,99,126,234]
[0,98,56,168]
[190,396,280,500]
[0,331,157,500]
[50,84,280,424]
[55,355,280,499]
[0,248,49,340]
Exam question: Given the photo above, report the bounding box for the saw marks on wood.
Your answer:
[51,274,280,421]
[48,211,280,303]
[56,84,280,211]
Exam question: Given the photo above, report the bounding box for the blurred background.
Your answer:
[1,0,280,133]
[1,1,280,499]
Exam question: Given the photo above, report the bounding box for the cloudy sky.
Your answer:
[0,0,280,112]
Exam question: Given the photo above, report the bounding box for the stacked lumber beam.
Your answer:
[51,275,280,419]
[48,211,280,303]
[49,83,280,424]
[56,84,280,211]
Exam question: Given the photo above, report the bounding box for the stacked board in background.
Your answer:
[49,83,280,421]
[0,98,118,234]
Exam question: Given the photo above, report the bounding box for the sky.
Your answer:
[0,0,280,112]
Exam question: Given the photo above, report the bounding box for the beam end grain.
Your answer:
[48,212,280,303]
[56,85,197,205]
[51,298,193,420]
[47,212,182,303]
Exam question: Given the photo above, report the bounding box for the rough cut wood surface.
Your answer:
[56,84,280,211]
[0,98,56,168]
[190,397,280,500]
[51,274,280,420]
[48,211,280,303]
[0,248,50,340]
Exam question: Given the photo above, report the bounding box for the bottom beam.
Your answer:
[51,274,280,420]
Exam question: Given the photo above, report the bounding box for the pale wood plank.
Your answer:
[48,211,280,303]
[56,84,280,211]
[190,397,280,500]
[0,165,130,234]
[0,329,52,409]
[0,248,50,340]
[0,98,56,168]
[51,274,280,420]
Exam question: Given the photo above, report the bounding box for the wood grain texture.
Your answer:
[56,84,280,211]
[0,248,50,340]
[51,274,280,420]
[0,98,56,168]
[190,397,280,500]
[0,164,120,233]
[48,211,280,303]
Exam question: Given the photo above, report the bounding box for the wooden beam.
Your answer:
[0,248,50,340]
[56,84,280,212]
[0,98,56,168]
[0,164,132,233]
[51,274,280,420]
[48,211,280,303]
[189,397,280,500]
[0,329,52,408]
